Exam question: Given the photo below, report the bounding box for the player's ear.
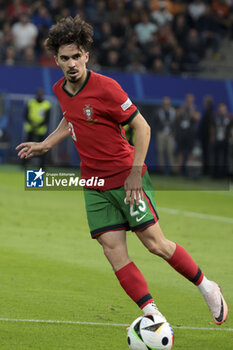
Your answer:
[54,55,59,66]
[85,52,89,63]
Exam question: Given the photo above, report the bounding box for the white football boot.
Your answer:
[203,281,228,325]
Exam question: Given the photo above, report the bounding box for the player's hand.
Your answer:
[16,142,46,159]
[124,170,144,206]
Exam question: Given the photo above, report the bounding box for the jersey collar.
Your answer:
[62,69,91,97]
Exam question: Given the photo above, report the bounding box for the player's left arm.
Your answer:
[124,113,151,206]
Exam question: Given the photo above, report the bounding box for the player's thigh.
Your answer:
[97,229,127,250]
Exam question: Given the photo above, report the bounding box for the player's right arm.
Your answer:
[16,117,70,159]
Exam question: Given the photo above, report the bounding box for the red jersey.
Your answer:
[53,70,146,190]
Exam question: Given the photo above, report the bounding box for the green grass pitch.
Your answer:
[0,166,232,350]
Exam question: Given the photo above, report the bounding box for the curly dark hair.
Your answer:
[45,15,93,54]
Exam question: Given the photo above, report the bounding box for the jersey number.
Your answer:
[68,122,77,141]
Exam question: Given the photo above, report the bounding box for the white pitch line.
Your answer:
[0,318,232,332]
[159,207,233,224]
[0,318,127,327]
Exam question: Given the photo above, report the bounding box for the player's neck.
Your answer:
[65,69,87,95]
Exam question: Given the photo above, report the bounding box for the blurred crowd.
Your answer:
[1,0,233,177]
[1,0,233,73]
[151,94,233,177]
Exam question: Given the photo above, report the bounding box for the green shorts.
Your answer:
[83,171,159,238]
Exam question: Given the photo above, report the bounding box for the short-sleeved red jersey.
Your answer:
[53,70,146,190]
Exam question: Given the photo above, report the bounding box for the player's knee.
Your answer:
[102,244,130,271]
[147,239,173,259]
[147,242,165,257]
[101,243,121,261]
[102,245,114,260]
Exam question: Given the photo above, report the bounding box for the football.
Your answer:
[127,314,174,350]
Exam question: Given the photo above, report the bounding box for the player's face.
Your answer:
[55,44,89,84]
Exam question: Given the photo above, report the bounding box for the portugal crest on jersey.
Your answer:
[83,104,97,124]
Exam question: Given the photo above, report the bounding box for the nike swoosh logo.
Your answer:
[136,213,147,222]
[215,298,224,322]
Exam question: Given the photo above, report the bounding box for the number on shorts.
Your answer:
[124,198,146,217]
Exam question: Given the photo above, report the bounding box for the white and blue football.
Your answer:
[127,314,174,350]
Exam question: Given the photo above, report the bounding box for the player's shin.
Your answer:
[167,243,204,285]
[115,261,166,319]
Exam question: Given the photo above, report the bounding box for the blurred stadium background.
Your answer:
[0,2,233,350]
[0,0,233,179]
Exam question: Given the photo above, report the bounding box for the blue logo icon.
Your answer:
[26,168,45,188]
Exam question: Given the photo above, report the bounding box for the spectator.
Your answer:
[39,47,57,67]
[99,21,112,41]
[2,21,14,47]
[152,57,165,73]
[97,21,113,53]
[32,6,54,54]
[112,15,132,39]
[150,0,183,16]
[188,0,206,22]
[100,34,123,66]
[147,44,163,69]
[128,0,148,27]
[32,6,54,32]
[49,0,70,22]
[198,95,214,175]
[100,22,122,53]
[58,7,72,20]
[121,39,143,66]
[90,0,109,28]
[196,5,221,57]
[151,1,173,27]
[175,93,201,174]
[172,13,189,49]
[212,0,230,19]
[104,50,120,69]
[0,31,4,62]
[158,24,178,59]
[183,28,204,69]
[212,0,231,36]
[7,0,28,22]
[70,0,85,17]
[23,88,51,168]
[4,45,17,66]
[30,1,45,16]
[20,46,37,66]
[12,13,38,51]
[126,56,147,73]
[153,96,177,173]
[0,8,6,31]
[168,45,185,74]
[135,12,158,45]
[228,117,233,177]
[109,1,126,26]
[210,102,231,178]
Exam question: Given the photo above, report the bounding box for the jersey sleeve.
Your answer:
[104,78,139,125]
